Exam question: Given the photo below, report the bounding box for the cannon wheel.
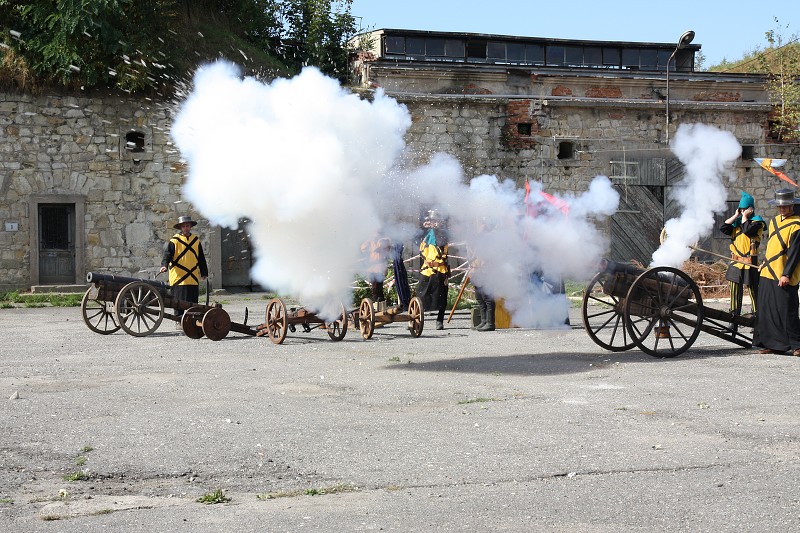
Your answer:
[624,266,703,358]
[114,281,164,337]
[265,298,288,344]
[181,306,205,339]
[581,272,636,352]
[358,298,376,340]
[407,296,424,338]
[81,288,120,334]
[325,304,348,341]
[202,307,231,341]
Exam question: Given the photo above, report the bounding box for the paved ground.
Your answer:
[1,294,799,532]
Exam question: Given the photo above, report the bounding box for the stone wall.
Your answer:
[0,91,217,291]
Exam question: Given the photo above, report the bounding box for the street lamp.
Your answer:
[665,30,695,143]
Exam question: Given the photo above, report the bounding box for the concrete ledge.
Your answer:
[30,284,88,294]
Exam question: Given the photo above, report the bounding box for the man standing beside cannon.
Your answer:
[754,189,800,356]
[418,210,450,331]
[159,215,208,320]
[719,191,765,321]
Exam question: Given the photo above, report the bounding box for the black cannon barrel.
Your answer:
[598,259,691,303]
[86,271,170,290]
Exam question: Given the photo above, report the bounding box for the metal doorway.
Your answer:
[220,219,258,290]
[38,203,76,284]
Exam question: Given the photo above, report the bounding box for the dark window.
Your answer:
[640,49,658,70]
[621,48,640,69]
[426,38,445,56]
[658,49,672,69]
[487,42,505,60]
[526,44,545,64]
[39,204,72,249]
[385,36,405,54]
[406,37,425,55]
[741,145,755,160]
[467,39,488,60]
[507,43,525,62]
[674,50,693,71]
[584,47,602,66]
[517,123,532,136]
[125,131,145,153]
[603,47,620,67]
[557,141,574,160]
[565,46,583,66]
[445,39,465,58]
[547,45,565,65]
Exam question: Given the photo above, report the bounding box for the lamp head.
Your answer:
[677,30,695,49]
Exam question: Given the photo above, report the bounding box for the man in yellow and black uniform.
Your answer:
[754,189,800,356]
[159,216,208,319]
[418,210,450,330]
[719,191,765,321]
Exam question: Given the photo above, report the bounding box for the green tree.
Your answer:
[276,0,356,82]
[0,0,183,92]
[758,19,800,141]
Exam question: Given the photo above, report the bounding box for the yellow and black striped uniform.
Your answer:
[167,233,203,286]
[760,215,800,285]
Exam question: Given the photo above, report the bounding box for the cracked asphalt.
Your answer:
[1,295,799,532]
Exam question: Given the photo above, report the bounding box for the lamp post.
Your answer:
[665,30,695,144]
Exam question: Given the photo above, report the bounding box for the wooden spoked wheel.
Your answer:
[114,281,164,337]
[202,307,231,341]
[407,296,424,338]
[265,298,288,344]
[325,304,348,342]
[80,288,120,335]
[581,272,636,352]
[181,306,205,339]
[624,266,703,358]
[358,298,375,340]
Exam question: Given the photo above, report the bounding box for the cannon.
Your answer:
[581,260,754,357]
[355,297,425,340]
[82,272,254,340]
[255,298,348,345]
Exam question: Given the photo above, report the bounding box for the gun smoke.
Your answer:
[172,60,620,326]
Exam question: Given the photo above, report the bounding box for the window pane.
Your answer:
[547,45,565,65]
[487,42,505,59]
[426,38,445,56]
[640,49,658,70]
[407,37,425,55]
[385,36,404,54]
[603,47,620,66]
[584,47,602,66]
[526,44,545,64]
[445,39,465,58]
[565,46,583,66]
[507,43,525,62]
[621,48,639,69]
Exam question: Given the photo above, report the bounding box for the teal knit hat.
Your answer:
[738,191,754,210]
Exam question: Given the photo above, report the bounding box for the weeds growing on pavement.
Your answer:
[197,489,230,504]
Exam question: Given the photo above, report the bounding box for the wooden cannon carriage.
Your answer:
[82,273,350,344]
[355,297,425,340]
[258,298,348,344]
[581,260,754,357]
[81,272,254,340]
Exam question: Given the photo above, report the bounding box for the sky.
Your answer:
[348,0,799,68]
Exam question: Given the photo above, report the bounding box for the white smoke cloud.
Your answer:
[172,61,619,326]
[171,61,411,319]
[651,123,741,267]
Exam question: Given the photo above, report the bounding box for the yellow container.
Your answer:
[495,299,514,329]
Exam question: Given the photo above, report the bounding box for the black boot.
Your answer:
[478,305,495,331]
[474,303,486,330]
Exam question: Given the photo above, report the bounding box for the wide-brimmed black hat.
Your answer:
[173,215,198,229]
[768,188,800,206]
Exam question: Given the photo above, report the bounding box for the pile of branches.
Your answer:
[629,259,730,300]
